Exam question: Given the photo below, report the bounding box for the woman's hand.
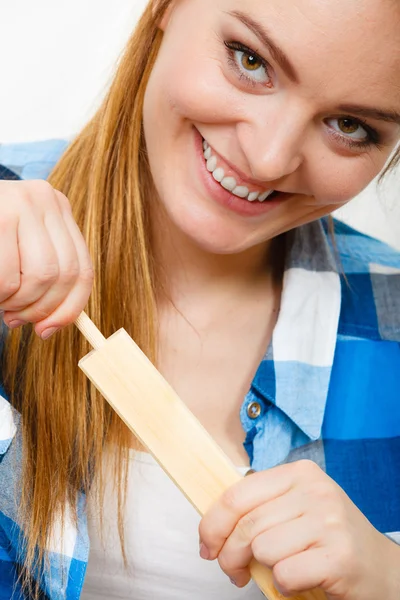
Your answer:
[0,180,93,339]
[199,460,400,599]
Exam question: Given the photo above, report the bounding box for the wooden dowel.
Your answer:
[75,311,106,350]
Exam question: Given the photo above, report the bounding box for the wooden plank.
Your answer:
[78,321,326,600]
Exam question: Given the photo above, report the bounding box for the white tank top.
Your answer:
[81,451,264,599]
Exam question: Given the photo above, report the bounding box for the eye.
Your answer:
[239,51,263,72]
[225,41,272,86]
[326,117,369,141]
[233,49,269,83]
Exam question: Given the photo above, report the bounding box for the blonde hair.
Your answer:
[1,0,173,593]
[1,0,400,594]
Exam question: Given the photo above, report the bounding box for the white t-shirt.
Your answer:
[81,451,264,599]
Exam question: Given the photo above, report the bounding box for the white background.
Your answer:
[0,0,399,248]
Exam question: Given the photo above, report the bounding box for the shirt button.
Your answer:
[247,401,262,419]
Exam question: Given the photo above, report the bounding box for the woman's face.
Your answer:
[143,0,400,254]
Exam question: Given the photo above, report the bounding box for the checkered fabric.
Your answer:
[0,141,399,599]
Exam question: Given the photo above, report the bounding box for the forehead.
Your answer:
[214,0,400,101]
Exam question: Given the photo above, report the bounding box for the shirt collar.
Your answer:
[254,219,342,440]
[0,393,17,455]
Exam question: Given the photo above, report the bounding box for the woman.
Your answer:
[0,0,399,598]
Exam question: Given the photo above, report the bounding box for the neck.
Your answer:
[151,210,284,307]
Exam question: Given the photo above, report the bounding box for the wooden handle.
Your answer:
[75,311,106,349]
[75,312,326,600]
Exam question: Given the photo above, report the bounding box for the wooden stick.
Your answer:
[76,312,326,600]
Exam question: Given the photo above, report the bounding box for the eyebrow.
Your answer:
[227,10,299,83]
[227,10,400,127]
[337,104,400,126]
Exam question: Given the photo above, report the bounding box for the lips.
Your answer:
[202,138,276,203]
[193,127,295,218]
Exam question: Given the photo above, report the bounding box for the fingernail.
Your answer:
[199,542,210,560]
[7,320,26,329]
[229,578,238,587]
[41,327,58,340]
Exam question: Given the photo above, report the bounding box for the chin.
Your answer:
[188,231,249,255]
[169,204,255,255]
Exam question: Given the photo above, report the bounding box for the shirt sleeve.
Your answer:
[0,527,25,600]
[0,140,69,181]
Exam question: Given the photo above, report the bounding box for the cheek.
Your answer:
[144,42,240,131]
[309,153,386,207]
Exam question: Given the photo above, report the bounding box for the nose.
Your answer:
[238,102,308,183]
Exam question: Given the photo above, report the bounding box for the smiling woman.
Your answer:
[0,1,399,599]
[143,0,400,255]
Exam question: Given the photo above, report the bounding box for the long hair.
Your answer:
[1,0,173,592]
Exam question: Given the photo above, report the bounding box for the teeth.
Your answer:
[232,186,249,199]
[202,139,275,203]
[203,146,212,160]
[258,190,274,201]
[221,177,236,191]
[248,191,260,202]
[206,156,217,172]
[212,167,225,183]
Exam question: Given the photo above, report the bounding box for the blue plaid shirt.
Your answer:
[0,140,399,600]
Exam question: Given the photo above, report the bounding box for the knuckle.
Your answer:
[26,179,54,199]
[79,265,95,285]
[309,479,336,501]
[198,519,216,550]
[0,180,24,201]
[55,190,72,211]
[54,307,82,327]
[198,522,207,544]
[34,263,60,285]
[23,180,61,212]
[296,459,322,479]
[323,505,346,530]
[237,513,256,543]
[252,536,275,566]
[220,487,241,513]
[217,553,234,575]
[28,306,53,322]
[273,564,293,596]
[0,279,21,298]
[59,262,80,285]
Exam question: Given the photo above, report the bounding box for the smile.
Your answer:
[202,138,276,203]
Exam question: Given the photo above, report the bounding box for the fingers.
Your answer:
[201,461,378,597]
[31,192,94,335]
[252,517,320,569]
[33,260,94,338]
[272,548,332,597]
[212,493,306,586]
[0,212,21,303]
[54,191,93,285]
[6,192,93,334]
[1,210,61,315]
[199,466,295,560]
[219,518,315,590]
[199,462,334,591]
[0,181,94,337]
[205,504,332,592]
